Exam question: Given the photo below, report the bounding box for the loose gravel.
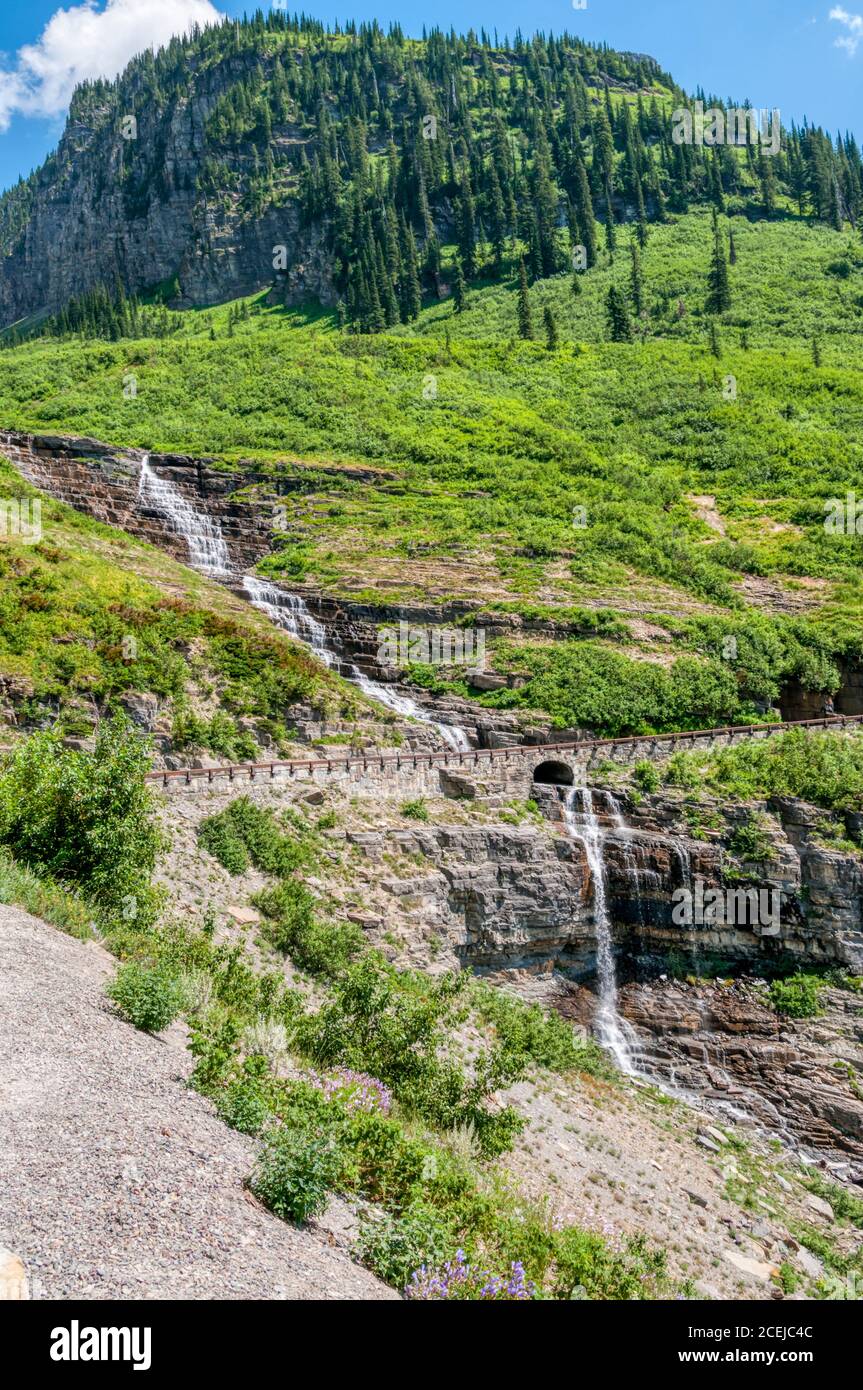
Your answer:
[0,906,396,1300]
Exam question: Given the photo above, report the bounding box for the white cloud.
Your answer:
[0,0,224,132]
[830,5,863,55]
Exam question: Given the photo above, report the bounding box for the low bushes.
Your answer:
[107,961,184,1033]
[248,1127,342,1223]
[197,797,310,877]
[0,715,163,927]
[768,973,825,1019]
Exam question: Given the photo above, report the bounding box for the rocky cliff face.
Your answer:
[163,771,863,1163]
[0,53,333,327]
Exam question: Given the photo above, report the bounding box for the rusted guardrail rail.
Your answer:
[144,714,863,787]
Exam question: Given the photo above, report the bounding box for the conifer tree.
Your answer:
[606,284,633,342]
[517,257,534,339]
[543,305,559,350]
[629,239,644,317]
[452,257,466,313]
[707,212,732,313]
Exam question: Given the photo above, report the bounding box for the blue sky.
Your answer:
[1,0,862,193]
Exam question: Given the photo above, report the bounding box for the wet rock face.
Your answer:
[618,978,863,1169]
[0,430,274,572]
[573,789,863,977]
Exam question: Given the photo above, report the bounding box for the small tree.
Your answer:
[606,284,633,342]
[543,305,559,350]
[452,257,466,313]
[707,213,732,313]
[629,239,644,317]
[517,258,534,340]
[709,320,721,358]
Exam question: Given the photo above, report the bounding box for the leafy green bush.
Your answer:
[197,815,249,874]
[768,973,825,1018]
[550,1229,670,1301]
[684,729,863,813]
[473,984,613,1078]
[0,717,163,926]
[255,880,362,976]
[633,760,659,793]
[171,708,258,762]
[197,798,307,877]
[215,1076,270,1135]
[400,799,429,821]
[107,961,183,1033]
[296,958,525,1155]
[354,1203,454,1289]
[249,1126,341,1224]
[727,814,774,863]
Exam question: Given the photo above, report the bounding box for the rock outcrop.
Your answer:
[0,50,335,327]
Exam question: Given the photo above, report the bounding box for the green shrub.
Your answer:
[768,973,825,1018]
[107,961,183,1033]
[473,985,613,1078]
[354,1203,454,1289]
[249,1126,341,1223]
[255,880,362,976]
[633,760,659,793]
[0,716,163,926]
[215,1077,270,1135]
[296,958,525,1155]
[197,815,249,874]
[550,1229,670,1300]
[400,799,429,821]
[197,798,307,877]
[727,814,774,863]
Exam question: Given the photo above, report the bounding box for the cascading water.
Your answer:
[563,786,638,1074]
[242,575,336,669]
[242,576,470,750]
[138,456,231,577]
[135,459,469,745]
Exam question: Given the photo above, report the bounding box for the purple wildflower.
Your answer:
[406,1250,535,1301]
[306,1066,392,1116]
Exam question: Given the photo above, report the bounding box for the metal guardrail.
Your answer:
[145,714,863,787]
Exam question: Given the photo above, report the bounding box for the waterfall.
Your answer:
[241,577,471,751]
[135,459,470,749]
[242,575,336,669]
[563,787,637,1073]
[348,665,472,751]
[137,456,231,577]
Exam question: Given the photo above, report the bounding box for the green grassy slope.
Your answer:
[0,459,379,751]
[2,211,862,734]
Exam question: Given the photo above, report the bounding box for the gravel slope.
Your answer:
[0,906,396,1301]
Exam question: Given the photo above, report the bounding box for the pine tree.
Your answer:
[452,257,466,313]
[517,258,534,339]
[709,320,721,358]
[606,284,633,342]
[812,334,822,366]
[543,305,559,350]
[604,188,616,256]
[629,239,644,317]
[707,213,732,313]
[572,152,597,267]
[399,217,422,322]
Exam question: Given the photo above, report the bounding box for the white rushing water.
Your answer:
[138,456,231,577]
[242,575,336,669]
[563,786,638,1074]
[242,576,471,750]
[136,459,470,745]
